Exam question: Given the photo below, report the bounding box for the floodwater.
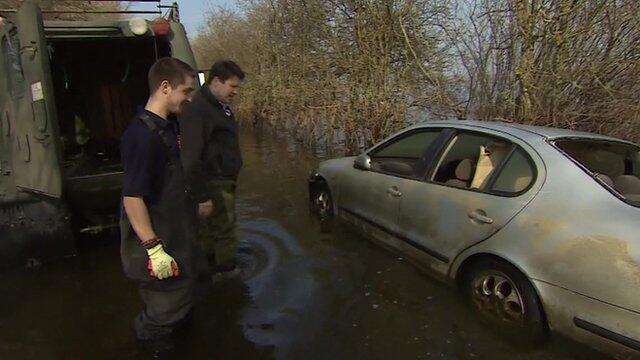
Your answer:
[0,129,608,359]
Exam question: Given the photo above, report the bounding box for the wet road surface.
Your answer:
[0,129,606,359]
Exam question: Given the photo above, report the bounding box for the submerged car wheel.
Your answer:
[462,258,547,342]
[311,185,334,232]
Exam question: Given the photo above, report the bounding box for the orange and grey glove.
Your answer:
[145,242,179,279]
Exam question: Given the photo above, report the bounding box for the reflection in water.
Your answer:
[0,128,606,359]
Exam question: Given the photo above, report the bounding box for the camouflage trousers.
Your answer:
[199,180,239,268]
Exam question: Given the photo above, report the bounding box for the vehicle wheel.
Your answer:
[310,184,334,233]
[462,258,548,342]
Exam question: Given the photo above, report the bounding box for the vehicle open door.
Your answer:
[2,1,62,198]
[165,5,198,76]
[169,22,197,71]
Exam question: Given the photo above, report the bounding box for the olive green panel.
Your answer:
[0,21,14,199]
[169,22,198,79]
[11,1,62,198]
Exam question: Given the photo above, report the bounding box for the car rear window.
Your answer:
[554,139,640,204]
[432,132,514,190]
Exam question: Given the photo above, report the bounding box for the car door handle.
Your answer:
[387,187,402,197]
[468,210,493,224]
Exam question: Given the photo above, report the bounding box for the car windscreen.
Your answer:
[554,138,640,204]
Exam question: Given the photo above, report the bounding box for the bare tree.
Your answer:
[1,1,123,20]
[193,0,640,151]
[448,0,640,140]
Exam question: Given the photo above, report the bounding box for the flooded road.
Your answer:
[0,129,605,359]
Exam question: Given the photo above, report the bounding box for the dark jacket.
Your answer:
[179,86,242,203]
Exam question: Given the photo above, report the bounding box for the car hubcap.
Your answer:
[470,271,524,324]
[315,191,331,218]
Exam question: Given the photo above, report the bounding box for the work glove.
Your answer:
[146,244,180,279]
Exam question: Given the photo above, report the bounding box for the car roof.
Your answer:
[410,119,637,145]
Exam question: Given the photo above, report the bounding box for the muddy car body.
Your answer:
[0,2,198,269]
[309,120,640,357]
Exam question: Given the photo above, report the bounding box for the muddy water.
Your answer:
[0,129,605,359]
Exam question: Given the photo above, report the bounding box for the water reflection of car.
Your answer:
[309,120,640,357]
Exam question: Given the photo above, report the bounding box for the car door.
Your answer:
[339,128,443,236]
[1,2,63,198]
[397,128,543,274]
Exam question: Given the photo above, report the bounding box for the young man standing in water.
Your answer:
[120,58,196,355]
[180,60,245,281]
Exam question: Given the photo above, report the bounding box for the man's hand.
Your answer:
[198,199,214,218]
[146,244,180,279]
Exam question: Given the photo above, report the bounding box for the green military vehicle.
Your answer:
[0,1,199,269]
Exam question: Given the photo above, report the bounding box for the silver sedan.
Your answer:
[309,120,640,358]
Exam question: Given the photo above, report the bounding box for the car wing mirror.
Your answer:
[354,154,371,171]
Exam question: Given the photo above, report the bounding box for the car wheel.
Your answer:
[462,258,547,342]
[311,184,334,232]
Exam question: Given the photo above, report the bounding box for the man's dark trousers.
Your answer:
[135,280,194,340]
[200,180,238,268]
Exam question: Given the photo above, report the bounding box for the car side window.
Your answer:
[432,133,512,190]
[491,149,535,194]
[2,28,25,99]
[369,130,441,178]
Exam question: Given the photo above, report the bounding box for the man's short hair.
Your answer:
[148,57,196,92]
[207,60,245,84]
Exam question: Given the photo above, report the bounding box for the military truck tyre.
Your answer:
[462,257,548,343]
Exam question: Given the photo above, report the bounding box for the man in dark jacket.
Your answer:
[179,60,245,280]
